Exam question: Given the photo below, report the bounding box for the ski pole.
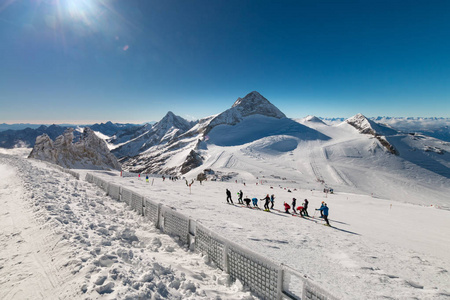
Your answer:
[312,209,317,219]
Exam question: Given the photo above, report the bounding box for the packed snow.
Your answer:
[0,153,255,300]
[84,165,450,299]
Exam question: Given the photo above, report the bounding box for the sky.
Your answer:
[0,0,449,124]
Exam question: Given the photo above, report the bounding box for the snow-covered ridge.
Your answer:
[111,112,196,159]
[345,113,398,154]
[28,128,121,170]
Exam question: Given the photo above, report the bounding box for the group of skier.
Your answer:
[226,189,331,226]
[283,198,309,216]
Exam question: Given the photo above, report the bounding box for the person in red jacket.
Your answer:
[283,202,291,213]
[297,205,304,216]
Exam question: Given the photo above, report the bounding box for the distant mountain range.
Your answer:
[321,117,450,142]
[0,125,80,149]
[4,91,449,205]
[0,122,143,149]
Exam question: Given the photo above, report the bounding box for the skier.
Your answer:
[226,189,233,204]
[302,199,309,216]
[252,197,259,208]
[317,201,325,218]
[297,205,305,217]
[261,194,271,211]
[316,203,330,226]
[283,202,291,213]
[292,198,297,214]
[146,174,149,183]
[244,196,251,207]
[238,190,244,204]
[270,194,275,209]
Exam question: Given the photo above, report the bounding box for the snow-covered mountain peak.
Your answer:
[346,113,397,136]
[346,113,373,134]
[205,92,286,133]
[304,115,326,124]
[231,91,286,119]
[156,111,193,131]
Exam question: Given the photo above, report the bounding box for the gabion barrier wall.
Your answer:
[121,188,132,205]
[85,173,94,183]
[143,198,160,226]
[195,224,226,271]
[228,242,281,300]
[131,192,144,216]
[162,207,190,245]
[108,183,121,201]
[282,266,306,300]
[85,173,339,300]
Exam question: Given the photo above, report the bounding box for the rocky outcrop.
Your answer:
[29,128,121,170]
[346,114,398,155]
[180,150,203,174]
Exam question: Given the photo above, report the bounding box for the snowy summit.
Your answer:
[206,91,286,132]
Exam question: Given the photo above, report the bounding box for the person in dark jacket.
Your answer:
[261,194,271,211]
[244,196,251,207]
[226,189,233,204]
[238,190,244,204]
[317,203,330,226]
[302,199,309,216]
[292,198,297,214]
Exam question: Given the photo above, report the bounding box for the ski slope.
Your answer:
[86,168,450,299]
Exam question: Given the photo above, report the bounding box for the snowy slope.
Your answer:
[117,93,449,210]
[2,123,450,299]
[112,112,195,159]
[120,92,328,175]
[85,165,450,300]
[0,153,255,299]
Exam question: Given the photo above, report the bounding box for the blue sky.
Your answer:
[0,0,449,124]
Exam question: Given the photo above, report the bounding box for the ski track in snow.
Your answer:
[0,154,255,300]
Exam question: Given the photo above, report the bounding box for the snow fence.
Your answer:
[85,173,339,300]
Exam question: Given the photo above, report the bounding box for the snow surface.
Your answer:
[0,152,255,300]
[83,166,450,300]
[1,111,450,299]
[83,115,450,299]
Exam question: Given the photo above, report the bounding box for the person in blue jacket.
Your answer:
[252,197,259,208]
[316,203,330,226]
[270,194,275,209]
[318,201,325,218]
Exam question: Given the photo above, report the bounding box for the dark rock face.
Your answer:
[346,114,398,155]
[180,150,203,174]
